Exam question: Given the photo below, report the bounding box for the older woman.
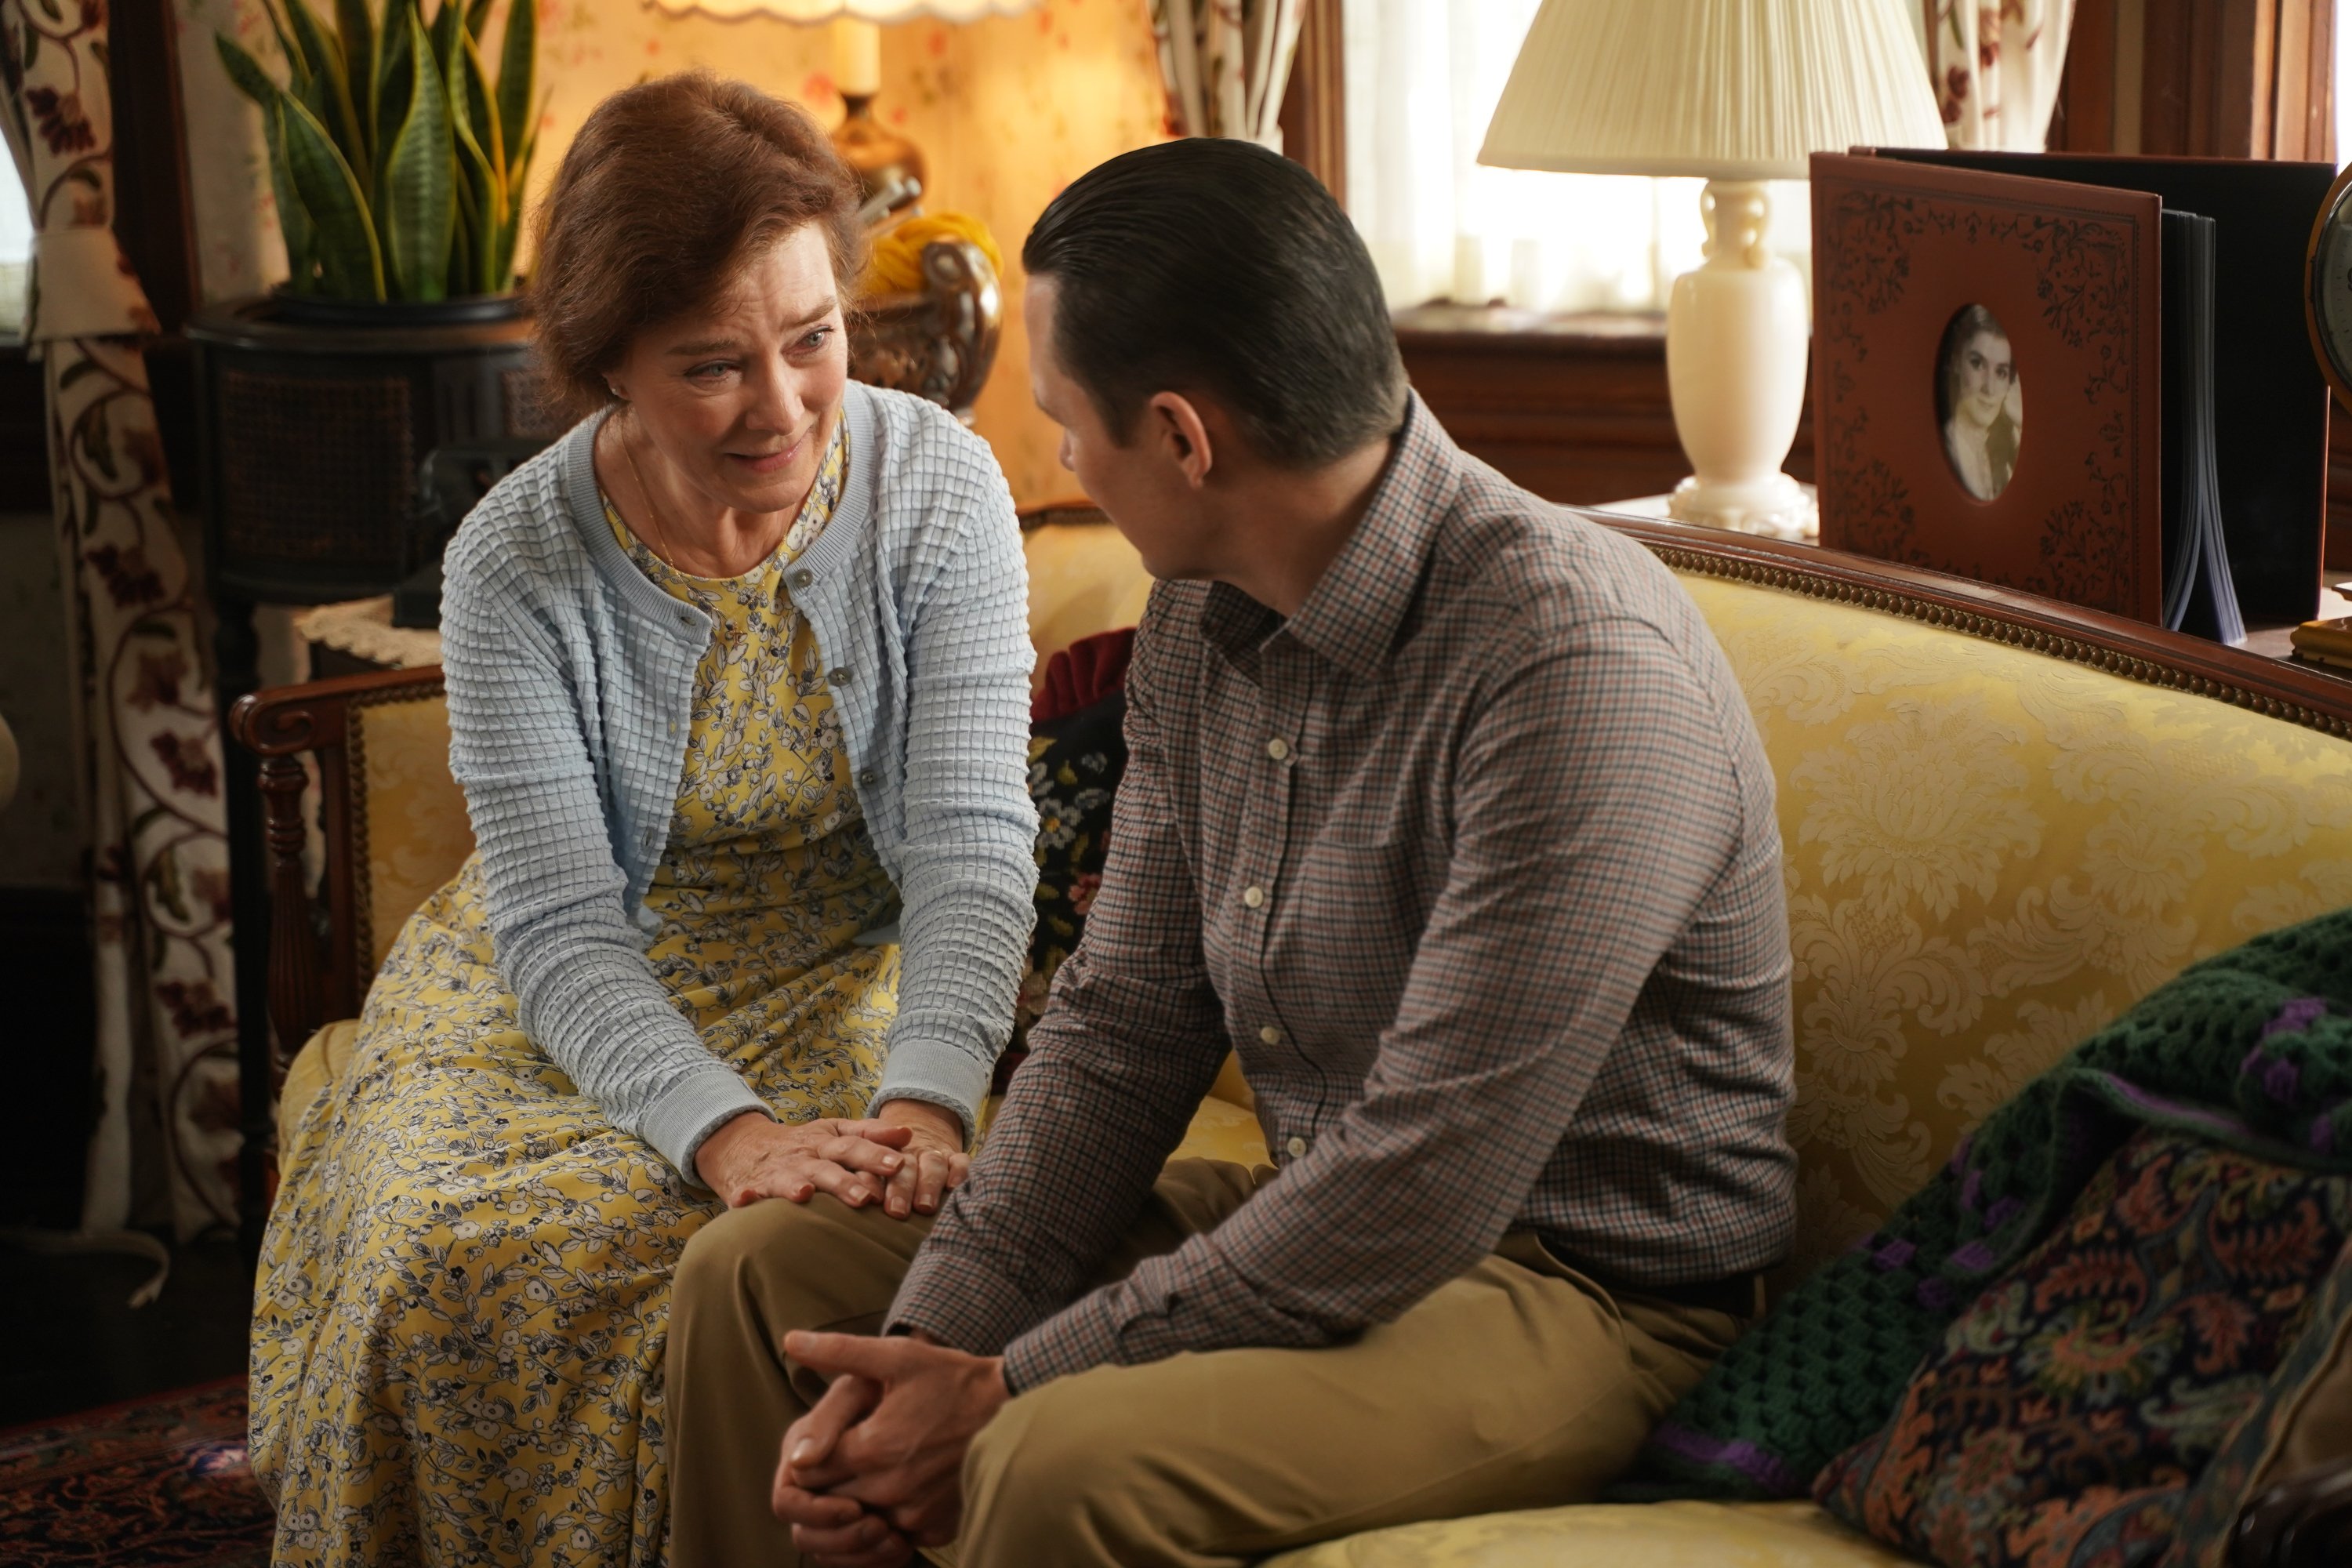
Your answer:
[248,74,1037,1567]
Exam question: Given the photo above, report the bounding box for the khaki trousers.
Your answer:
[666,1160,1744,1568]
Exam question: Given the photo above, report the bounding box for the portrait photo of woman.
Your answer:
[1937,303,2024,500]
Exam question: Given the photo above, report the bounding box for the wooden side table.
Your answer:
[1600,488,1818,543]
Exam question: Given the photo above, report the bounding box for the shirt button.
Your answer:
[790,568,815,590]
[1266,737,1290,761]
[1241,884,1266,909]
[827,666,851,685]
[1286,1135,1308,1158]
[1258,1024,1283,1046]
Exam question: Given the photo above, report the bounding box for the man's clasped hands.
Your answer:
[693,1102,996,1567]
[769,1330,1008,1568]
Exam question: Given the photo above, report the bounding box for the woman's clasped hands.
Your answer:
[694,1099,971,1219]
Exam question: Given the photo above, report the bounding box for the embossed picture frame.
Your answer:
[1810,152,2163,623]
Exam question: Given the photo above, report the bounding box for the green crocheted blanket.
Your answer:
[1632,906,2352,1501]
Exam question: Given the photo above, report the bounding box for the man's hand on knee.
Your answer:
[775,1330,1011,1553]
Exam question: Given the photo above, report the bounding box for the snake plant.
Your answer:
[217,0,542,303]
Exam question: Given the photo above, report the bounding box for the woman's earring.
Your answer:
[607,383,626,401]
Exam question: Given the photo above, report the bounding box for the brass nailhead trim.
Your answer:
[1642,544,2352,744]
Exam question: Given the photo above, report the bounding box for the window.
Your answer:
[1341,0,1810,314]
[0,169,27,338]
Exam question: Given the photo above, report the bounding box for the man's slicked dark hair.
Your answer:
[1022,139,1407,467]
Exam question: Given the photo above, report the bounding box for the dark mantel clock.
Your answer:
[2304,162,2352,412]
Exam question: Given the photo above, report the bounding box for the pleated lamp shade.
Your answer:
[645,0,1029,21]
[1479,0,1947,180]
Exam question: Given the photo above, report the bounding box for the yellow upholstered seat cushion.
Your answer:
[1680,572,2352,1289]
[1260,1501,1915,1566]
[1169,1094,1272,1167]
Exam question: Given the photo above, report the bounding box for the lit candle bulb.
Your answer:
[832,16,881,99]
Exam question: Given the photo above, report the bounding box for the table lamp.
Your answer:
[647,0,1033,206]
[1479,0,1945,539]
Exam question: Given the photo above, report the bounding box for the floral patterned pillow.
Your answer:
[2165,1232,2352,1568]
[1814,1126,2352,1568]
[999,690,1125,1091]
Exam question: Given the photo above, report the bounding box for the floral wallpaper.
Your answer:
[172,0,1168,504]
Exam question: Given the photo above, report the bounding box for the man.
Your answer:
[666,137,1795,1568]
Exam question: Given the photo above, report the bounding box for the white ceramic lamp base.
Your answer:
[1664,180,1817,542]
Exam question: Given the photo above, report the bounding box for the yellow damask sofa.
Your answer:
[232,511,2352,1568]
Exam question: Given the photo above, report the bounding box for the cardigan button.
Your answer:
[858,767,878,786]
[790,568,815,590]
[828,666,851,685]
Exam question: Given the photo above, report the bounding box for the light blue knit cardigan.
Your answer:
[440,382,1039,1180]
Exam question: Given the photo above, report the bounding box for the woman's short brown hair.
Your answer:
[529,72,866,423]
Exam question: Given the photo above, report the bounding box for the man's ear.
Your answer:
[1145,392,1214,491]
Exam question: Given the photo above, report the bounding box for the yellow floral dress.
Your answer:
[251,423,902,1566]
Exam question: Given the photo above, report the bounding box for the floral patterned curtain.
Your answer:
[1928,0,2077,151]
[1149,0,1303,147]
[2,0,241,1240]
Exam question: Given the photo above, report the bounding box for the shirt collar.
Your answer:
[1266,392,1464,681]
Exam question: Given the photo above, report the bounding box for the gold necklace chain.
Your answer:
[617,412,683,568]
[617,409,801,576]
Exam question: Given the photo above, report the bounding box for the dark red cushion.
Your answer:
[1032,628,1135,724]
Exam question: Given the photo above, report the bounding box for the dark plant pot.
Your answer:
[262,288,531,330]
[186,290,558,605]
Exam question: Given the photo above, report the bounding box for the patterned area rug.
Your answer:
[0,1378,271,1566]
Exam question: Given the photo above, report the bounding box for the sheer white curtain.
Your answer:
[1341,0,1809,312]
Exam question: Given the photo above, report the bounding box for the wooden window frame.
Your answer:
[2055,0,2336,160]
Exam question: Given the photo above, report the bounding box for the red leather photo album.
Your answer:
[1810,151,2164,622]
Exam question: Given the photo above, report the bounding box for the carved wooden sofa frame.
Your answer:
[228,517,2352,1566]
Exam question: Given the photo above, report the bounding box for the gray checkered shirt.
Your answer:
[890,396,1796,1389]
